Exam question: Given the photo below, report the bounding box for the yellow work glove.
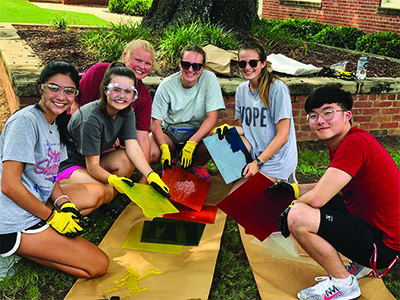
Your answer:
[45,209,83,238]
[179,141,198,169]
[147,171,171,198]
[59,201,82,222]
[213,123,231,140]
[108,174,134,194]
[160,144,172,171]
[269,181,300,198]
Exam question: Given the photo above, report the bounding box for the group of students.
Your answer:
[0,38,398,300]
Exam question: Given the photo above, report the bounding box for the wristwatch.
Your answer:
[256,157,264,167]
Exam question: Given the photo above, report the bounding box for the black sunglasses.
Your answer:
[180,61,204,72]
[238,59,261,69]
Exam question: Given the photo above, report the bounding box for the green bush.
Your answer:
[312,25,364,49]
[272,18,328,40]
[78,21,153,62]
[108,0,128,14]
[109,0,152,16]
[250,18,300,53]
[356,31,400,59]
[124,0,152,16]
[158,20,239,66]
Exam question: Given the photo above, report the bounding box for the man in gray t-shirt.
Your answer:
[150,45,225,170]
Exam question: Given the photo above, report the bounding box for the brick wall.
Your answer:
[62,0,108,5]
[219,93,400,141]
[261,0,400,34]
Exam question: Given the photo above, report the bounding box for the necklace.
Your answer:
[48,121,56,134]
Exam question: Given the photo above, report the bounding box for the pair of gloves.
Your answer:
[160,141,198,170]
[159,124,232,170]
[45,201,83,238]
[269,181,300,238]
[108,173,171,199]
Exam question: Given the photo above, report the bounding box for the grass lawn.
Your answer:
[0,0,110,26]
[0,142,399,299]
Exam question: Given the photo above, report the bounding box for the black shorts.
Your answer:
[0,220,48,257]
[317,195,399,269]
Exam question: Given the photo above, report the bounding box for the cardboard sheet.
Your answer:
[64,176,232,300]
[203,128,251,184]
[163,203,218,224]
[217,172,295,241]
[124,183,179,218]
[240,226,396,300]
[162,166,211,211]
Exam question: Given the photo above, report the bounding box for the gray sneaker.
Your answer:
[0,255,21,280]
[345,260,372,279]
[297,275,361,300]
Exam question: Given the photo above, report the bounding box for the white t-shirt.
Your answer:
[235,79,297,180]
[151,70,225,128]
[0,105,67,233]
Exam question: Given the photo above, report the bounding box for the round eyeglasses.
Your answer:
[106,83,138,103]
[41,83,79,98]
[307,109,347,124]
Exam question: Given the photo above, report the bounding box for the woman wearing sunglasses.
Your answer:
[57,63,170,214]
[0,61,109,280]
[77,40,157,183]
[150,45,225,172]
[220,41,297,191]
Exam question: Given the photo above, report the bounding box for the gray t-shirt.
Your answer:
[235,79,298,180]
[61,100,137,169]
[151,70,225,128]
[0,105,67,233]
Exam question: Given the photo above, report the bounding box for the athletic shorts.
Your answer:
[56,165,85,181]
[317,195,399,269]
[0,220,49,257]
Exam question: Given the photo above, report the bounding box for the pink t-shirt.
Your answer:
[78,62,151,131]
[329,127,400,251]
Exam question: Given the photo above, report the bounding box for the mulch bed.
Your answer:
[15,25,400,78]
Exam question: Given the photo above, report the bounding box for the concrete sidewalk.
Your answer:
[31,1,142,24]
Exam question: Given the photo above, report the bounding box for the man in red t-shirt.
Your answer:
[77,40,155,183]
[282,87,399,300]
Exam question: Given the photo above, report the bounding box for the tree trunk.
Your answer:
[142,0,258,33]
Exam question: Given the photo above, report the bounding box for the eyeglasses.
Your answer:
[307,109,347,123]
[238,59,261,69]
[106,83,138,103]
[41,83,79,98]
[180,61,204,72]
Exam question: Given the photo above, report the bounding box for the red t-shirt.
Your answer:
[78,62,152,131]
[329,127,400,251]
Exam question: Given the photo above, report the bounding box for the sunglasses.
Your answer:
[180,61,204,72]
[238,59,261,69]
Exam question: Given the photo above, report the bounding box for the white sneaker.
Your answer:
[0,255,21,280]
[345,260,372,279]
[297,275,361,300]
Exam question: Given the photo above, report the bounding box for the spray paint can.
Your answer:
[356,56,368,80]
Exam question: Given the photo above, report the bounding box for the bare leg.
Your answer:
[61,183,106,216]
[17,227,109,278]
[288,203,349,279]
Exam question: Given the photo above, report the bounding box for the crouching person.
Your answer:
[280,87,399,300]
[0,62,109,280]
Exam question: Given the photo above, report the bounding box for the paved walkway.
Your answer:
[31,1,142,24]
